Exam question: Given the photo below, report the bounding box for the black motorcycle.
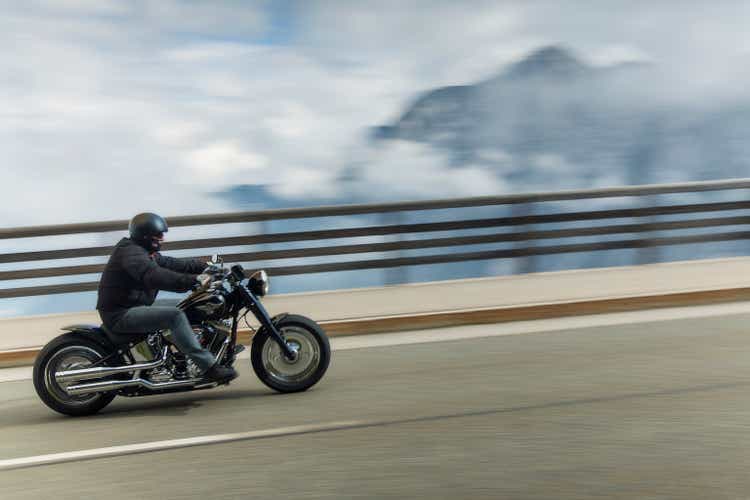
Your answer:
[33,257,331,416]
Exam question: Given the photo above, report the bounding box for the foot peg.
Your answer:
[233,344,246,356]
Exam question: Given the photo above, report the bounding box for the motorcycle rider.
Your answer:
[96,212,237,383]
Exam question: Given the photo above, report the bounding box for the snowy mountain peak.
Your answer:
[502,46,587,80]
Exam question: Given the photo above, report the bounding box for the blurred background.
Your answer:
[6,5,750,499]
[3,0,750,317]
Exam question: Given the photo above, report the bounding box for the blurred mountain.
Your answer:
[229,45,750,209]
[501,46,589,80]
[366,45,750,191]
[371,46,638,174]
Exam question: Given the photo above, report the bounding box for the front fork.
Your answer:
[239,284,297,360]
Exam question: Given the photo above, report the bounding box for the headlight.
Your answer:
[249,270,269,296]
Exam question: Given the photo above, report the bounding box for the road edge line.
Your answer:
[4,286,750,368]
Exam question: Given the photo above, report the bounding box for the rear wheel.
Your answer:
[33,335,116,416]
[251,314,330,393]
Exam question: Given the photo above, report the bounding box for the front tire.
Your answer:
[251,314,330,393]
[33,335,116,416]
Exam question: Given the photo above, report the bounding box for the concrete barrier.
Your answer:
[3,256,750,367]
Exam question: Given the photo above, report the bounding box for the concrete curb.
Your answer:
[5,285,750,369]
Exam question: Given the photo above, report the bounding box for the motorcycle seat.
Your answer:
[99,324,148,347]
[62,323,147,347]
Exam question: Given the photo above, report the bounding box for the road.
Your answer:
[3,310,750,499]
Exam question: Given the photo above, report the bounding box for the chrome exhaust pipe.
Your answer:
[55,346,169,384]
[66,376,204,396]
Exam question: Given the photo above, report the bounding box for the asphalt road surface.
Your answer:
[3,312,750,499]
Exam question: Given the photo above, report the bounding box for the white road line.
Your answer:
[2,301,750,383]
[0,420,364,471]
[3,302,750,470]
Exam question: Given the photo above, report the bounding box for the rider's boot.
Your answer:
[202,362,238,384]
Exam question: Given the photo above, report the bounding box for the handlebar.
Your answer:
[191,261,247,293]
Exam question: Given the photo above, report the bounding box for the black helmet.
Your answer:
[129,213,168,252]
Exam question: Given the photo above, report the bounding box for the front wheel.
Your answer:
[251,314,330,393]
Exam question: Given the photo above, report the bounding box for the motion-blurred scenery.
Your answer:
[3,2,750,317]
[3,2,750,499]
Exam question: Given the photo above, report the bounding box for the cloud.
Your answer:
[162,42,262,63]
[25,0,130,16]
[184,140,268,183]
[142,0,268,37]
[588,44,652,66]
[2,0,750,231]
[346,140,508,201]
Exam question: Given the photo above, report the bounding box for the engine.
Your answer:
[144,320,233,382]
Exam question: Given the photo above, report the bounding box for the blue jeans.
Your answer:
[110,306,216,371]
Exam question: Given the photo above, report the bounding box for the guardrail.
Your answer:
[2,178,750,299]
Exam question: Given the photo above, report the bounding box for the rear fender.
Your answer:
[61,324,101,334]
[56,328,116,354]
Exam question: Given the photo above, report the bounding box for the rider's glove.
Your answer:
[202,263,222,275]
[196,274,212,289]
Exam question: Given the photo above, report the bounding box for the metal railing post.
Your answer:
[636,195,660,265]
[513,202,536,274]
[381,212,407,285]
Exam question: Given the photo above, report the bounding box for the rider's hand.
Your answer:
[203,263,222,275]
[196,274,212,289]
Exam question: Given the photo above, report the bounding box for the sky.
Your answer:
[2,0,750,227]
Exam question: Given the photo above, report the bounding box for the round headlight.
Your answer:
[249,270,269,296]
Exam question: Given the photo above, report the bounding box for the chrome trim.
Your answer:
[65,376,202,396]
[55,346,169,384]
[214,336,232,366]
[260,270,269,296]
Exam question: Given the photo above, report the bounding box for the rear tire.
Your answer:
[33,335,116,416]
[251,314,330,393]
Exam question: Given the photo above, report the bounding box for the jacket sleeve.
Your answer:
[120,247,197,293]
[153,253,207,274]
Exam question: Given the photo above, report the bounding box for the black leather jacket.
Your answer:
[97,237,205,327]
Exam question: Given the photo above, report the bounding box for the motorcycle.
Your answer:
[33,256,331,416]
